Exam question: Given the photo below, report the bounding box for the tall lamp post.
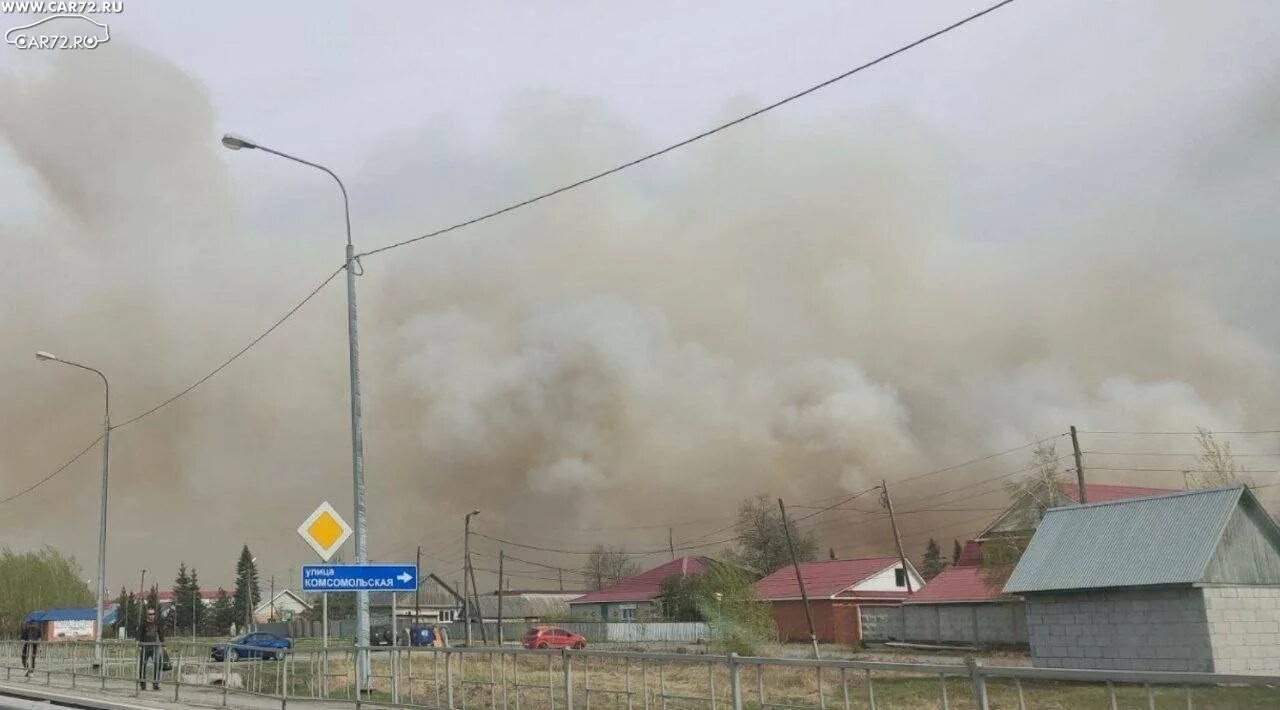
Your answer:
[220,133,370,676]
[36,350,109,665]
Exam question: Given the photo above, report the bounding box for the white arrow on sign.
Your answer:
[396,572,413,583]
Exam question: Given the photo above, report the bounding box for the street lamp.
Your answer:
[463,510,480,645]
[220,133,369,673]
[37,350,110,666]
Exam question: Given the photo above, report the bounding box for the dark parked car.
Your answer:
[211,632,292,661]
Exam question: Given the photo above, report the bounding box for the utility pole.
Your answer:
[497,550,505,646]
[467,559,487,644]
[1070,426,1087,504]
[777,498,820,659]
[880,481,914,593]
[668,528,676,561]
[557,568,564,592]
[415,546,422,622]
[192,588,198,639]
[270,576,276,622]
[463,510,480,645]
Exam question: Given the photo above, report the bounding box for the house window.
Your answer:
[894,568,907,587]
[438,610,455,623]
[620,605,637,621]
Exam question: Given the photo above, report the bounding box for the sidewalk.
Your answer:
[0,677,360,710]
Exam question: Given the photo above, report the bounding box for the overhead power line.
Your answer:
[0,436,102,506]
[0,265,346,508]
[0,0,1023,511]
[114,265,346,430]
[355,0,1022,259]
[1079,430,1280,436]
[1084,451,1280,458]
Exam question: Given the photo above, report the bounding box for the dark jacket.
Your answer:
[136,617,165,644]
[20,622,40,642]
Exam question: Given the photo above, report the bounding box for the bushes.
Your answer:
[0,546,93,635]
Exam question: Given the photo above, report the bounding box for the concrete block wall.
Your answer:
[1025,588,1214,672]
[977,603,1026,646]
[1202,585,1280,675]
[859,603,1026,646]
[858,606,902,641]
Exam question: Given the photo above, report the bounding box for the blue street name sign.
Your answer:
[301,564,418,592]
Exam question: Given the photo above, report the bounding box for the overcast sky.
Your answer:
[2,1,1279,591]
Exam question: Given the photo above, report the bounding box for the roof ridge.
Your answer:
[800,555,900,565]
[1048,485,1243,512]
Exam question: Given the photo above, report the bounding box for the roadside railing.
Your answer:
[1,639,1278,709]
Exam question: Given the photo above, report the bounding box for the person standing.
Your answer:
[135,607,165,691]
[19,619,40,677]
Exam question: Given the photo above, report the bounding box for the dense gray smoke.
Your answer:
[1,28,1279,593]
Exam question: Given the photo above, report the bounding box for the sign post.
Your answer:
[301,564,419,592]
[297,501,355,696]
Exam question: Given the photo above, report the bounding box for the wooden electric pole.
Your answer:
[778,498,821,659]
[497,550,505,646]
[467,559,487,644]
[1070,426,1087,503]
[880,481,914,593]
[668,528,676,561]
[463,510,479,645]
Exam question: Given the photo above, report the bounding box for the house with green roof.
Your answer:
[1004,486,1280,673]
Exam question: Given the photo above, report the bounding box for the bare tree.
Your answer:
[1189,427,1251,489]
[581,546,639,591]
[728,493,817,576]
[980,443,1064,586]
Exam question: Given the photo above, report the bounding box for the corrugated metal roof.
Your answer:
[1004,487,1244,594]
[906,566,1009,604]
[752,557,902,600]
[570,557,711,604]
[1058,482,1178,504]
[25,607,118,624]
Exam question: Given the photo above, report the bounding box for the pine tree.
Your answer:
[112,586,131,637]
[920,538,947,580]
[173,562,193,634]
[211,588,235,635]
[189,568,203,635]
[146,583,160,629]
[233,545,260,629]
[953,539,962,565]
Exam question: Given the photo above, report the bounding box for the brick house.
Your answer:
[753,557,923,644]
[1005,486,1280,673]
[568,556,711,621]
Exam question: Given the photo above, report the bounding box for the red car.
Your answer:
[522,626,587,650]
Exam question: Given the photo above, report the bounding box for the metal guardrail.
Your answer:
[0,639,1277,709]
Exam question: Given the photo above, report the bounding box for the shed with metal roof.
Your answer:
[1004,486,1280,674]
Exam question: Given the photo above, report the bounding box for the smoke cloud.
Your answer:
[2,21,1279,592]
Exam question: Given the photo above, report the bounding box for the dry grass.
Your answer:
[281,649,1280,709]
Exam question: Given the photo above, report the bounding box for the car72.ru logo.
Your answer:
[6,13,111,49]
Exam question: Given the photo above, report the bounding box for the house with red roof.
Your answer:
[568,556,712,621]
[752,557,923,644]
[974,482,1176,547]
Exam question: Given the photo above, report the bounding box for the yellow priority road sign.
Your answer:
[297,501,353,561]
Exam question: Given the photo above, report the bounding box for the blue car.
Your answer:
[211,632,292,661]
